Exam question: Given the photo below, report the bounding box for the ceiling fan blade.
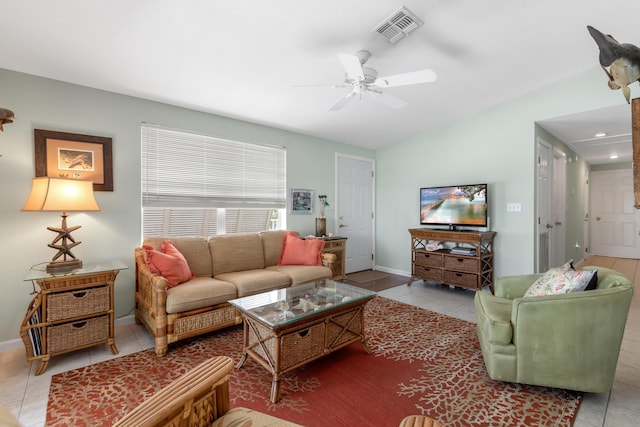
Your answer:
[337,53,364,80]
[292,83,346,88]
[329,91,356,111]
[368,90,408,109]
[373,69,437,88]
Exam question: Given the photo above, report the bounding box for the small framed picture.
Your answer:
[290,188,314,214]
[34,129,113,191]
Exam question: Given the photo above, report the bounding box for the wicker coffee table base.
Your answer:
[236,301,372,403]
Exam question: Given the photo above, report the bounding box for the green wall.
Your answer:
[0,68,374,343]
[374,66,638,278]
[1,64,637,345]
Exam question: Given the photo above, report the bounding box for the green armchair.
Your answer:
[475,266,633,393]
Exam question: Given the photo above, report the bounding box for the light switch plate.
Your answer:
[507,202,522,212]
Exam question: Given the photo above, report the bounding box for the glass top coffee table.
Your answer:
[230,279,376,403]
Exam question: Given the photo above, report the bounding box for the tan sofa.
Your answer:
[135,230,334,356]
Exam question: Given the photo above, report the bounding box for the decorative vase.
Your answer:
[315,217,326,237]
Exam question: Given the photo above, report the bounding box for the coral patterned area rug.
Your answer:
[47,297,581,427]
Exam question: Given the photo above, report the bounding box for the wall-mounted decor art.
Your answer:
[34,129,113,191]
[290,188,314,214]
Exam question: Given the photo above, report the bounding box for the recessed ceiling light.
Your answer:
[609,154,619,159]
[595,132,607,137]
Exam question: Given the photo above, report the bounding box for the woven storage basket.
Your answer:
[47,315,109,354]
[443,271,478,288]
[280,323,325,370]
[414,252,443,268]
[444,256,479,273]
[414,265,443,282]
[47,286,110,322]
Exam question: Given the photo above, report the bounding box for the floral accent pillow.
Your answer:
[524,267,596,297]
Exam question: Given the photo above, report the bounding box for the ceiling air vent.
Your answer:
[372,6,423,44]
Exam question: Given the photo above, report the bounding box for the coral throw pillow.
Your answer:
[143,240,194,288]
[278,232,326,266]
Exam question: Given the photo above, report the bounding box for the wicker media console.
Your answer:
[408,228,496,292]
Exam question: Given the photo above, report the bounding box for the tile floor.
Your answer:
[1,256,638,426]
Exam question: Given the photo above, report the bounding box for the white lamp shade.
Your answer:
[22,177,101,212]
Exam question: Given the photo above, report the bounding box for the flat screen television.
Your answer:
[420,184,488,230]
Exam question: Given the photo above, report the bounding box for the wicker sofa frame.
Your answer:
[135,230,335,356]
[134,248,240,356]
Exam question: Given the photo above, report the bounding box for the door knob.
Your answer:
[546,223,554,229]
[339,223,347,228]
[596,216,601,221]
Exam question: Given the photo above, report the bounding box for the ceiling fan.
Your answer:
[305,50,437,111]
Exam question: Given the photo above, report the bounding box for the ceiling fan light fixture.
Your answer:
[303,46,436,111]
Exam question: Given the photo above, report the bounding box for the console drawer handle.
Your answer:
[298,329,310,338]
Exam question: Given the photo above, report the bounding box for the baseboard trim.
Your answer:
[0,338,23,352]
[374,265,411,277]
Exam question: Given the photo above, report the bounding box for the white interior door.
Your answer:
[583,175,590,259]
[536,138,552,272]
[590,169,640,258]
[550,148,566,267]
[336,155,374,273]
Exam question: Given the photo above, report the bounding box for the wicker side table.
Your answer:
[321,237,347,279]
[20,260,127,375]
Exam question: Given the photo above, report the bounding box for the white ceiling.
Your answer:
[2,1,640,162]
[538,104,633,165]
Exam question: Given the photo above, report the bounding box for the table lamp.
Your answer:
[22,177,101,273]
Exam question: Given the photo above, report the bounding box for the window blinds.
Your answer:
[141,125,286,209]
